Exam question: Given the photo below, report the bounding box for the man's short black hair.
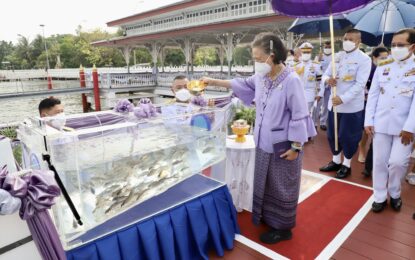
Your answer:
[346,28,361,35]
[324,41,331,46]
[393,28,415,45]
[173,75,187,81]
[372,46,389,58]
[38,97,61,114]
[288,49,294,55]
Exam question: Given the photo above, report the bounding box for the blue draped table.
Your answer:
[66,174,240,260]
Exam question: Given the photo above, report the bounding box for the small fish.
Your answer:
[105,201,123,214]
[158,169,170,179]
[202,147,215,154]
[148,169,159,177]
[121,191,137,207]
[172,160,182,166]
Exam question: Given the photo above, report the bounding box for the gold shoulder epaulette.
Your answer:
[378,58,394,66]
[313,61,320,64]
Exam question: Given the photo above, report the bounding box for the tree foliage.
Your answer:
[0,29,127,69]
[0,28,229,69]
[194,47,218,66]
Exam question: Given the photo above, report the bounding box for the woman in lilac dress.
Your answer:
[202,33,316,244]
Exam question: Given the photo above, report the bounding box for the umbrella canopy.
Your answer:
[271,0,374,17]
[346,0,415,46]
[288,15,352,35]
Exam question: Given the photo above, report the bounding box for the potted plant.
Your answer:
[229,104,256,135]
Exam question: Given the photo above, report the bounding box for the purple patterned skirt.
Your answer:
[252,148,303,230]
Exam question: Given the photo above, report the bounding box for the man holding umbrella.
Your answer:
[319,29,371,179]
[365,28,415,213]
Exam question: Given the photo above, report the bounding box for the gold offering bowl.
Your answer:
[231,124,250,143]
[187,80,207,96]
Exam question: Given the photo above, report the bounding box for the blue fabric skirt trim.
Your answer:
[66,186,239,260]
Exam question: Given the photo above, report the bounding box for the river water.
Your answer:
[0,80,84,125]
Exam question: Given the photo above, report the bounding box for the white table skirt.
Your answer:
[225,135,256,212]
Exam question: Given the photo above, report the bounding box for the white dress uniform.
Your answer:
[320,49,371,113]
[319,49,371,159]
[365,55,415,203]
[318,53,334,126]
[292,60,322,125]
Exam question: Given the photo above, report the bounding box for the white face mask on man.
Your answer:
[255,56,272,77]
[343,40,356,52]
[301,53,312,61]
[323,48,332,55]
[48,112,66,130]
[175,88,192,102]
[391,46,412,61]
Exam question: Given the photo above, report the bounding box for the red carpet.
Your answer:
[238,180,372,260]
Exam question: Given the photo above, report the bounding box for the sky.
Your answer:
[0,0,181,43]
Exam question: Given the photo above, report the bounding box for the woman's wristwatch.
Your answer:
[291,142,303,153]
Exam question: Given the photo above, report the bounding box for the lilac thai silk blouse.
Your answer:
[230,68,317,153]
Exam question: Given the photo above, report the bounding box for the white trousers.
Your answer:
[308,101,318,127]
[373,133,413,202]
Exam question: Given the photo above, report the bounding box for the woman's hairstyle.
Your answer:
[251,32,287,64]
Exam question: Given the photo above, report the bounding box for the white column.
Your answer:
[216,32,244,78]
[175,37,197,76]
[145,42,163,76]
[120,46,132,73]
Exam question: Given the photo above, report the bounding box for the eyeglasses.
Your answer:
[391,43,411,48]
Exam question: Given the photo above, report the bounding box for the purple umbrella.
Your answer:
[271,0,373,17]
[271,0,374,151]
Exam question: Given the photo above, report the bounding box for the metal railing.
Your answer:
[0,66,254,81]
[98,73,157,89]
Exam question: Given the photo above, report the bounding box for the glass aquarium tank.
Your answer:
[17,105,227,249]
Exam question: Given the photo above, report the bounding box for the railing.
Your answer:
[125,0,272,37]
[0,66,254,80]
[98,73,156,89]
[0,67,155,80]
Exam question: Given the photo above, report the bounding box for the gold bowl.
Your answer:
[231,120,250,143]
[187,80,207,96]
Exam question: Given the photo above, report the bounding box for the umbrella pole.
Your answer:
[381,0,391,45]
[329,14,339,151]
[319,32,322,52]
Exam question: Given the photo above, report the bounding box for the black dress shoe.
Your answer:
[335,165,351,179]
[260,229,292,244]
[362,169,372,177]
[372,201,387,213]
[320,125,327,131]
[390,197,402,211]
[319,161,342,172]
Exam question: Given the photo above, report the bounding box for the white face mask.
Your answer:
[343,40,356,52]
[48,112,66,130]
[302,53,311,61]
[175,88,192,102]
[391,46,411,61]
[286,56,294,62]
[255,56,272,77]
[323,48,332,55]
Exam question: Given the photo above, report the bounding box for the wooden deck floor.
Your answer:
[210,129,415,260]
